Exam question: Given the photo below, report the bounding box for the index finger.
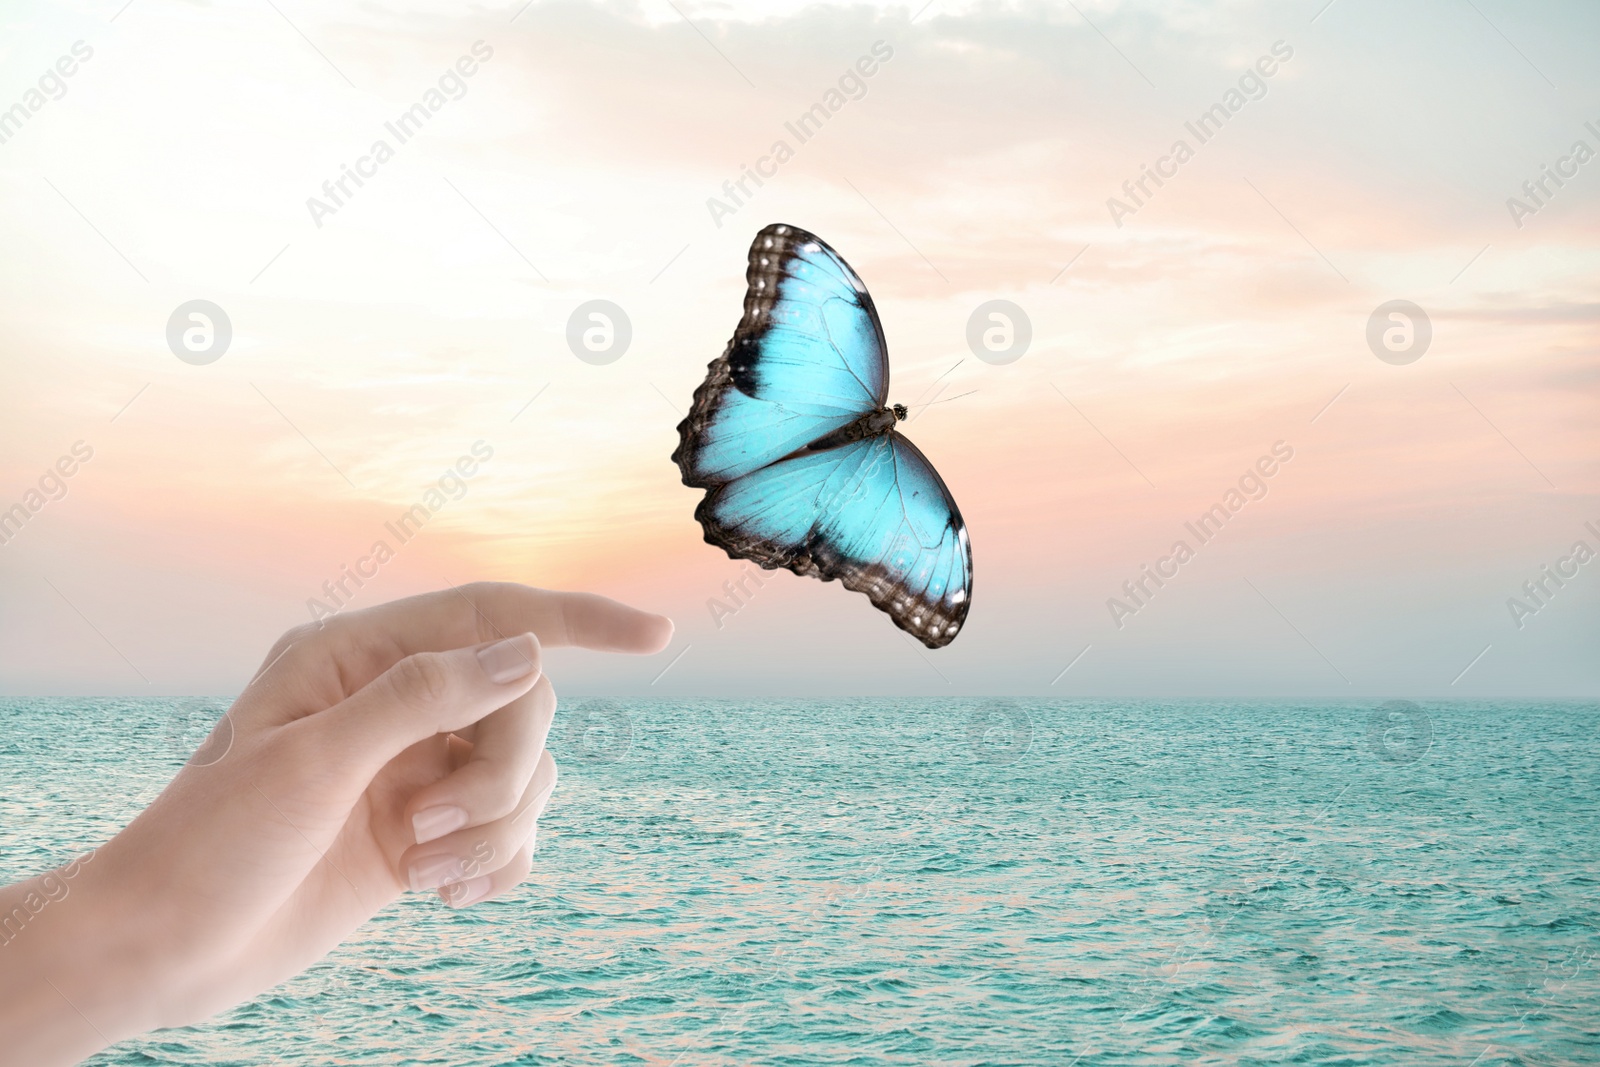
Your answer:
[359,582,675,657]
[243,583,674,717]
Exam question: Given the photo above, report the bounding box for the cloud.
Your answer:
[1,0,1596,696]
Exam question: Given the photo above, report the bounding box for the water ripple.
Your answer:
[2,699,1596,1066]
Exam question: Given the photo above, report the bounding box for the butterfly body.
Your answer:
[803,402,904,452]
[673,224,972,648]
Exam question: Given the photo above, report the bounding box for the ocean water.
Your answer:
[2,698,1596,1066]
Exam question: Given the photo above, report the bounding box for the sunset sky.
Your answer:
[0,0,1595,698]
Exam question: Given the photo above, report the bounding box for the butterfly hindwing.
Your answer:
[673,224,888,488]
[698,433,971,648]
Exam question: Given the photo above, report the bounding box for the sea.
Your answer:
[2,698,1596,1066]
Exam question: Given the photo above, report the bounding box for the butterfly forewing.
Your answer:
[674,225,887,487]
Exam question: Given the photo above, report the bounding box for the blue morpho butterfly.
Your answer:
[672,223,972,648]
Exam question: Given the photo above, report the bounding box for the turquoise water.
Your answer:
[3,699,1597,1066]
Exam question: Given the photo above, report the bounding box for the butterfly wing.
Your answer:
[673,223,888,488]
[697,433,972,648]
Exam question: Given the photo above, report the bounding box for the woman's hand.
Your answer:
[0,582,672,1066]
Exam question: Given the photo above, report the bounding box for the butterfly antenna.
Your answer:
[904,359,965,411]
[905,389,977,410]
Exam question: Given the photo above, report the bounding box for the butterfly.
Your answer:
[672,223,972,649]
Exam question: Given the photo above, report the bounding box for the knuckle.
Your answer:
[266,621,322,664]
[449,828,529,883]
[524,679,557,731]
[390,652,451,706]
[534,674,558,713]
[453,838,499,880]
[452,589,502,646]
[481,773,526,823]
[505,845,535,883]
[278,620,321,647]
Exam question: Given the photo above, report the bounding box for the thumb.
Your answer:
[302,633,543,776]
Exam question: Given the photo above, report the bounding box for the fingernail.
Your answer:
[477,634,537,685]
[408,855,462,892]
[412,805,469,845]
[440,875,492,908]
